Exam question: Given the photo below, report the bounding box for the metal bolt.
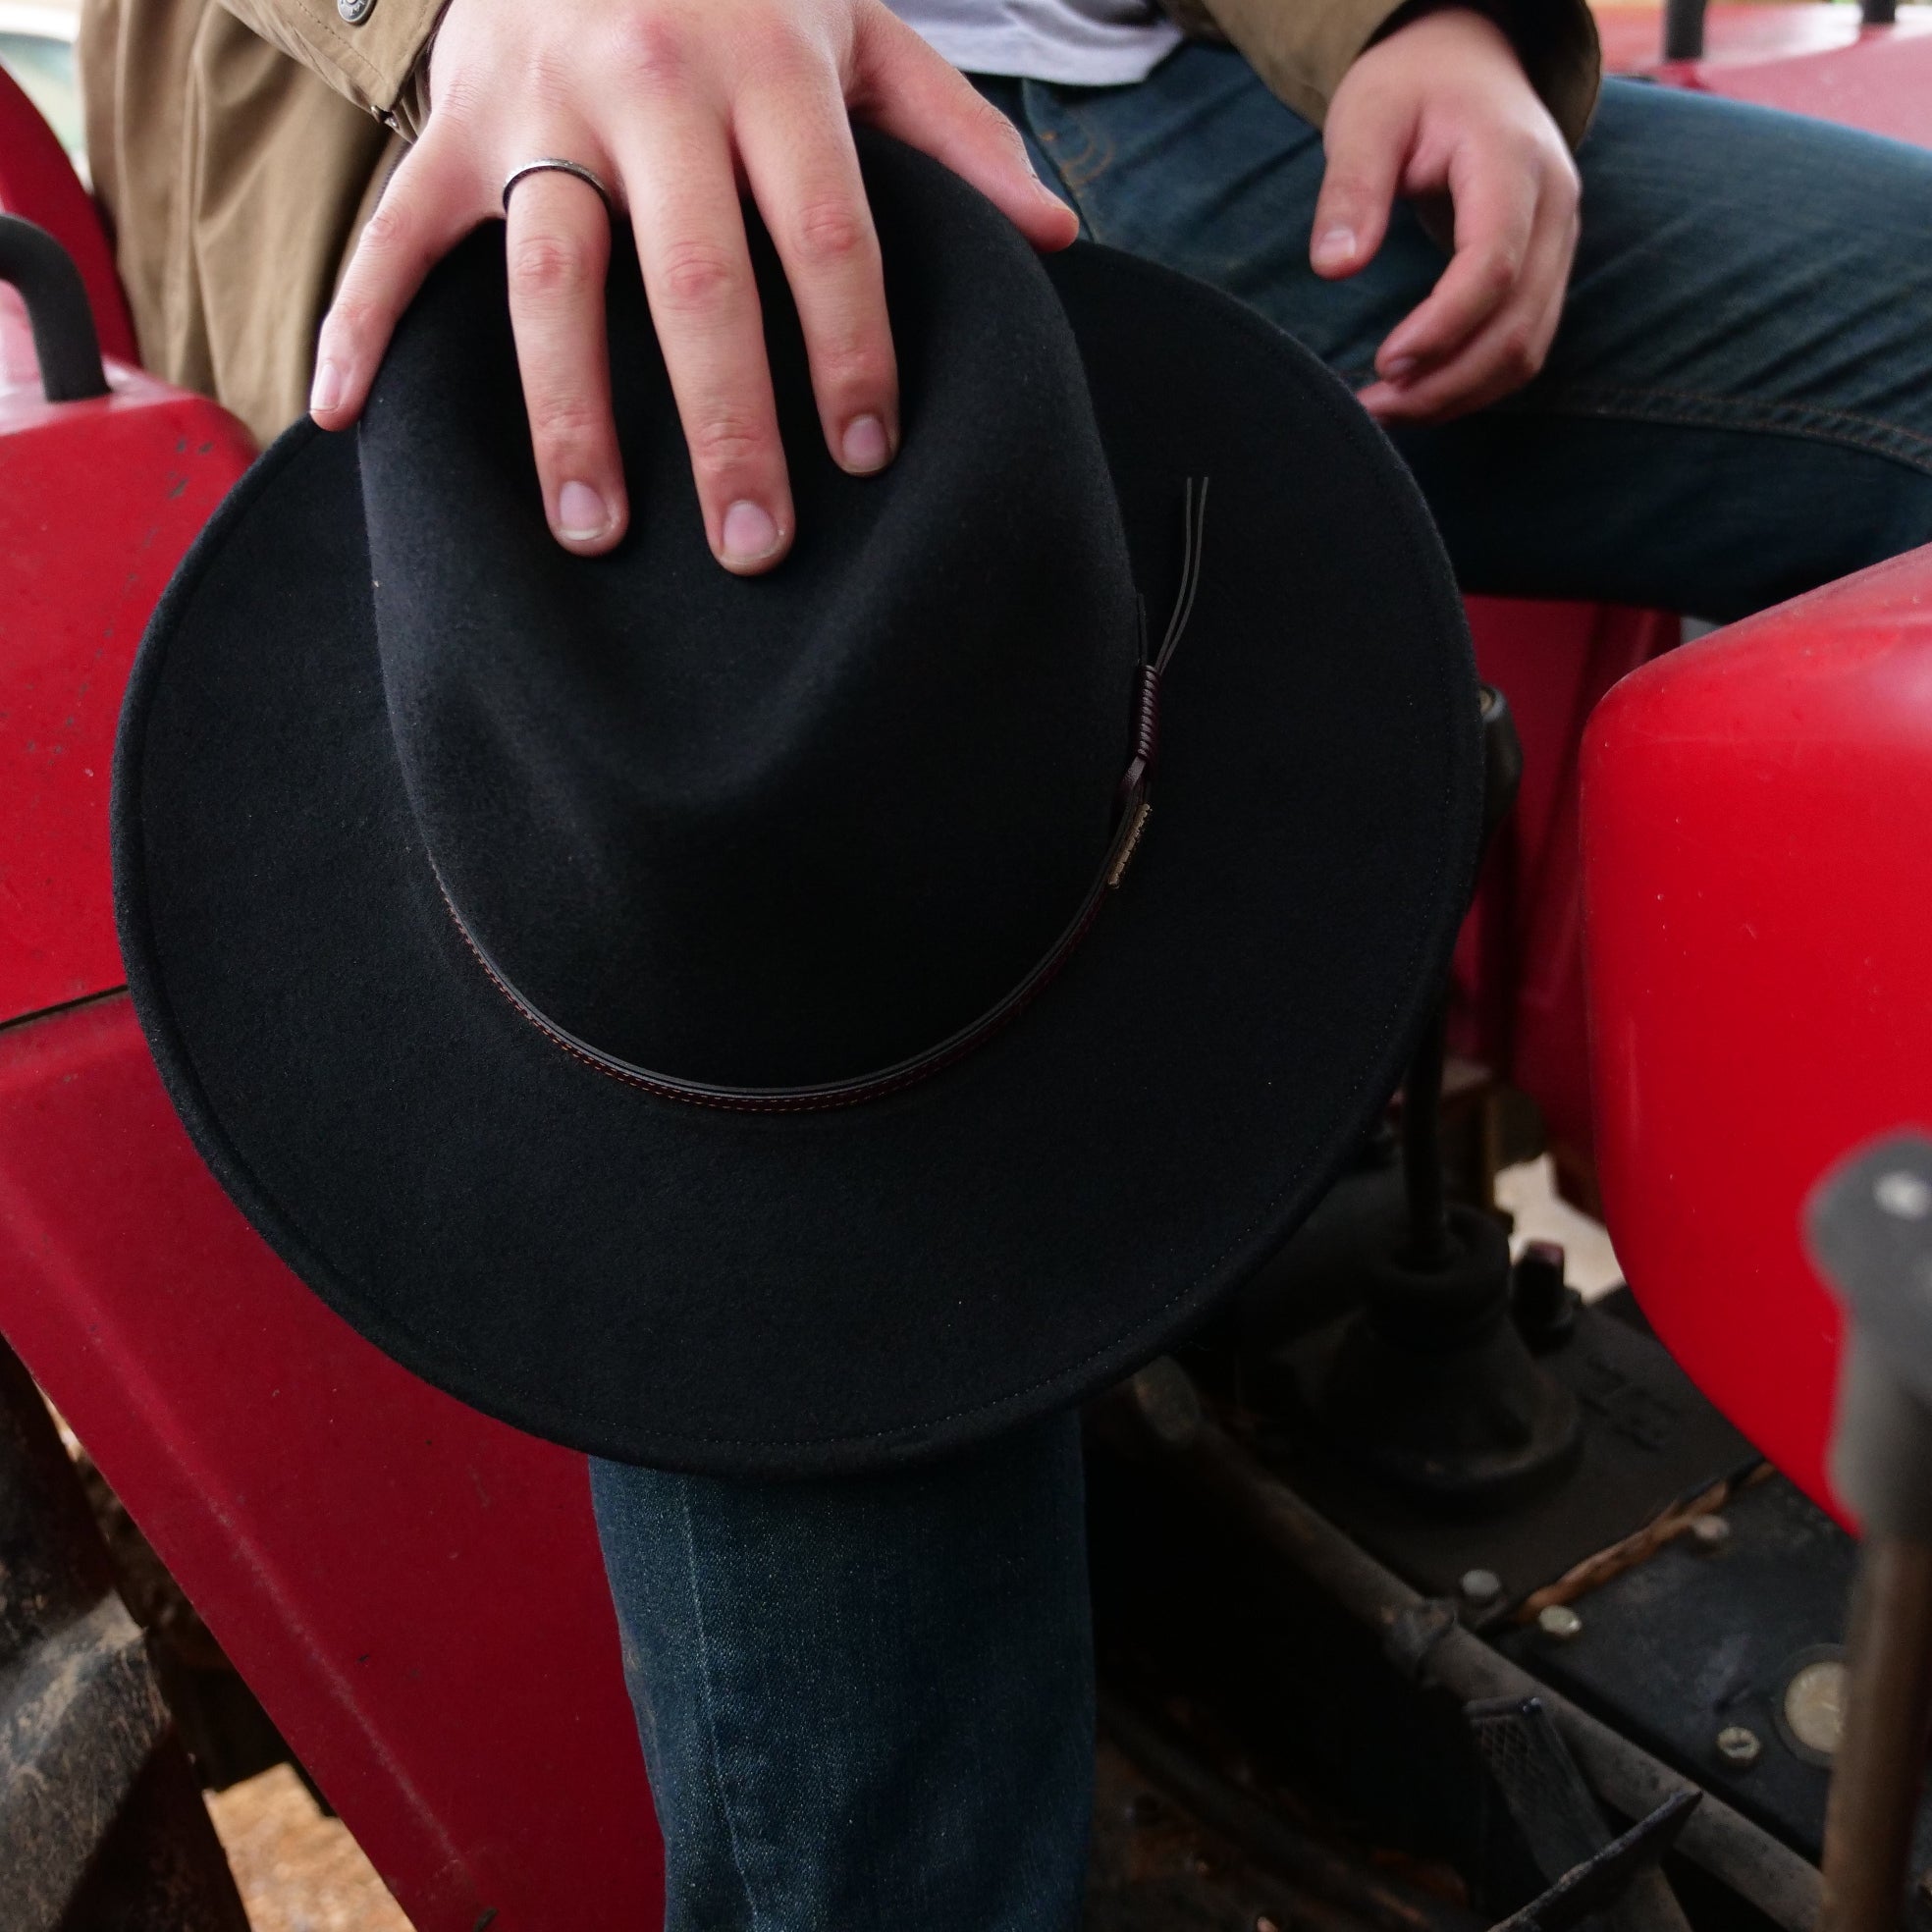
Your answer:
[1460,1568,1503,1609]
[1512,1240,1576,1344]
[1688,1514,1732,1552]
[1537,1604,1583,1641]
[1716,1725,1763,1768]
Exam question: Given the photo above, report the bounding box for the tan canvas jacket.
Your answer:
[77,0,1600,445]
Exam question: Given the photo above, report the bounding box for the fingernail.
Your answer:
[557,480,611,540]
[310,359,342,414]
[841,414,891,473]
[721,500,780,565]
[1383,354,1419,383]
[1315,226,1356,269]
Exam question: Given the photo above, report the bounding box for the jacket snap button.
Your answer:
[338,0,375,21]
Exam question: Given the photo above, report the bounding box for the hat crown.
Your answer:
[361,139,1140,1089]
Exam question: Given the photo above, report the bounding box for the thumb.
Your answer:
[1310,80,1411,279]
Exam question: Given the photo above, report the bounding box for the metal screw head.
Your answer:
[1716,1725,1763,1768]
[1688,1514,1732,1552]
[1537,1604,1583,1641]
[1460,1568,1503,1608]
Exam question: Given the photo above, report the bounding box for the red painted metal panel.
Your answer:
[1456,601,1679,1191]
[1582,544,1932,1520]
[0,60,136,363]
[0,307,254,1024]
[0,993,662,1928]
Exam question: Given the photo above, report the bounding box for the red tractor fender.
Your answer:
[1583,543,1932,1521]
[0,90,663,1932]
[0,61,134,364]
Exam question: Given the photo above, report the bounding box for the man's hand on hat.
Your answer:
[1312,4,1581,424]
[306,0,1079,573]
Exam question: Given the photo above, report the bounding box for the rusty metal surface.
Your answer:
[1097,1362,1825,1931]
[1083,1726,1460,1932]
[1100,1690,1481,1932]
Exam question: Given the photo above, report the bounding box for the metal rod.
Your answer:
[1106,1366,1825,1932]
[1663,0,1706,60]
[1100,1690,1482,1932]
[1401,1000,1451,1267]
[0,216,109,403]
[1820,1536,1932,1932]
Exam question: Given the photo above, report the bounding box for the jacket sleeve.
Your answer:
[1187,0,1601,148]
[214,0,443,134]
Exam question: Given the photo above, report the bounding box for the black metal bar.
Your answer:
[1101,1364,1825,1932]
[1466,1696,1690,1932]
[0,214,109,402]
[1486,1793,1699,1932]
[1402,1001,1451,1266]
[1663,0,1706,61]
[1862,0,1899,26]
[1399,688,1521,1269]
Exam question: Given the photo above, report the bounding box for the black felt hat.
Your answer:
[113,134,1480,1476]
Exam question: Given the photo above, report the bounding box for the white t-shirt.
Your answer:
[886,1,1182,86]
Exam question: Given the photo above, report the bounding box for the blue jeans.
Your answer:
[991,54,1932,622]
[593,52,1932,1932]
[591,1417,1093,1932]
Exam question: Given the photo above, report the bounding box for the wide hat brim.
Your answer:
[114,242,1480,1476]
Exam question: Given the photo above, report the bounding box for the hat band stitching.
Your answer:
[431,479,1209,1113]
[432,794,1139,1112]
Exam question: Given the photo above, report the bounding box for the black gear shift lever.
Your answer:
[1284,686,1582,1512]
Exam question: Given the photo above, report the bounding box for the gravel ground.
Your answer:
[205,1766,413,1932]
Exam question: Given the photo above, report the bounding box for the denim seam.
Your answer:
[1334,369,1932,479]
[1019,81,1114,242]
[1551,381,1932,475]
[677,1484,766,1932]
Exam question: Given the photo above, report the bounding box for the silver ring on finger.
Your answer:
[503,158,615,216]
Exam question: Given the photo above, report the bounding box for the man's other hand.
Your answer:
[1312,6,1581,423]
[309,0,1079,570]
